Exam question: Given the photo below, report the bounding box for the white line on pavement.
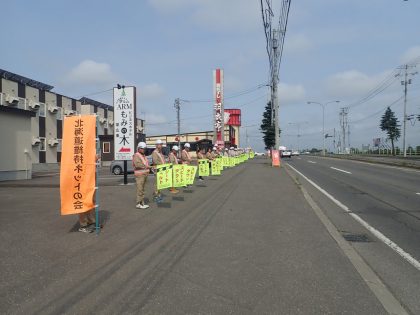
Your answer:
[287,163,420,272]
[330,167,352,174]
[308,160,316,164]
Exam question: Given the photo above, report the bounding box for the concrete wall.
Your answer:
[0,111,32,180]
[1,79,18,96]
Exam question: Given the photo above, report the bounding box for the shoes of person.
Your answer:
[199,178,204,181]
[78,226,94,233]
[136,203,150,209]
[154,196,162,203]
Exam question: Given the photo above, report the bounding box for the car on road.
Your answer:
[110,156,153,175]
[255,152,265,156]
[281,150,292,158]
[292,151,300,156]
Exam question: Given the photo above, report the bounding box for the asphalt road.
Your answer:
[0,158,392,314]
[286,155,420,314]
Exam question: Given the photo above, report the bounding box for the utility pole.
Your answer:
[272,29,280,150]
[400,65,417,157]
[174,98,181,157]
[339,107,349,153]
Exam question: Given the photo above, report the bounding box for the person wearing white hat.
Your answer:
[181,143,192,165]
[168,146,180,194]
[152,139,166,202]
[133,142,151,209]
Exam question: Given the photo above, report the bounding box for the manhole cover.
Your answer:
[342,233,371,243]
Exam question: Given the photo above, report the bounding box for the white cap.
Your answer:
[230,147,234,150]
[184,143,191,148]
[156,139,163,145]
[172,145,179,151]
[213,147,217,150]
[214,144,218,147]
[137,142,147,149]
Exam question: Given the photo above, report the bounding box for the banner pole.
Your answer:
[95,115,100,235]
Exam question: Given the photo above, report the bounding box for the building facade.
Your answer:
[0,69,144,181]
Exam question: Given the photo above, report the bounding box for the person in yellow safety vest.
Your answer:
[168,146,180,194]
[181,143,192,164]
[152,139,166,203]
[133,142,151,209]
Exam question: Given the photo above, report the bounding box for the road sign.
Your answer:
[113,87,136,161]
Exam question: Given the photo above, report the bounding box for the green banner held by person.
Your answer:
[198,159,210,177]
[185,165,197,185]
[172,164,186,187]
[156,163,173,190]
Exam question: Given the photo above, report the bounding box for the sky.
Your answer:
[1,0,420,152]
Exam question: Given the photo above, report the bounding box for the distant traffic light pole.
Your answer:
[307,100,340,156]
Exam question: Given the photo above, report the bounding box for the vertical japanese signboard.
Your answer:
[60,115,96,215]
[114,87,136,160]
[213,69,224,148]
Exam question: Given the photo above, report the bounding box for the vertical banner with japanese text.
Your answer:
[60,115,96,215]
[185,165,197,185]
[213,69,224,148]
[198,159,210,177]
[156,164,173,190]
[272,150,281,167]
[113,86,136,160]
[173,164,186,187]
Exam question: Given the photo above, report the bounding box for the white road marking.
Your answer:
[308,160,316,164]
[287,163,420,272]
[330,167,352,174]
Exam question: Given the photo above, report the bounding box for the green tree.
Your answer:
[380,107,401,155]
[260,101,280,149]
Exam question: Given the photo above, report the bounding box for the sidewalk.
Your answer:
[0,158,386,314]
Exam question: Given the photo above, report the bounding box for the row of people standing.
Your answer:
[133,140,193,209]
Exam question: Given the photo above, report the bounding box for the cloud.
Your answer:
[64,60,117,86]
[145,113,168,124]
[278,83,306,104]
[148,0,260,32]
[284,34,313,55]
[139,83,165,101]
[325,70,394,99]
[400,45,420,65]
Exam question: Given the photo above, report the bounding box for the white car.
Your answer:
[292,151,300,156]
[281,150,292,158]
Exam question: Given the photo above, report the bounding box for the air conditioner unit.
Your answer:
[5,94,20,106]
[28,100,41,110]
[99,117,107,124]
[32,137,41,146]
[48,105,59,113]
[48,138,59,146]
[64,109,75,116]
[108,119,114,126]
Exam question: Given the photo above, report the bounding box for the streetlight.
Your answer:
[307,100,340,156]
[288,121,308,152]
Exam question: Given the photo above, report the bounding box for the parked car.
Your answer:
[110,156,153,175]
[281,150,292,158]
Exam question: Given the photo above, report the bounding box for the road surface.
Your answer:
[0,157,417,314]
[286,155,420,314]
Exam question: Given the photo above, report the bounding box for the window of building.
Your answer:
[39,103,46,117]
[57,139,62,153]
[39,137,46,152]
[103,142,111,154]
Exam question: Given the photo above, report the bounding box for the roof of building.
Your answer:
[0,69,54,91]
[79,97,114,111]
